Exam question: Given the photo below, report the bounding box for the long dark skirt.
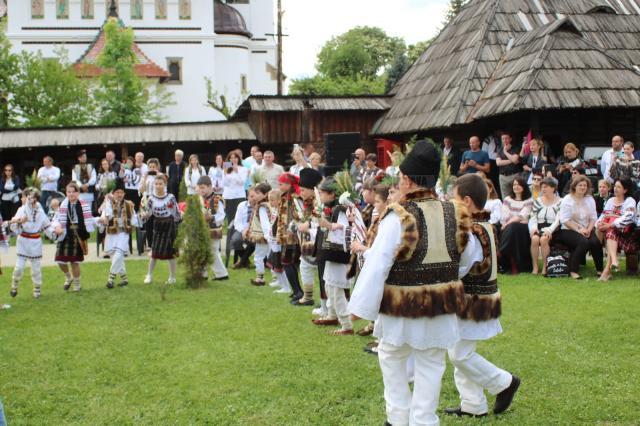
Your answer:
[499,222,532,273]
[151,217,177,260]
[0,200,19,221]
[55,227,85,263]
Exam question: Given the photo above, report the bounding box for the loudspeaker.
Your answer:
[324,132,361,175]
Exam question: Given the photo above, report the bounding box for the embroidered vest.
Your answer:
[276,192,299,246]
[74,164,94,192]
[317,202,351,264]
[203,194,222,230]
[249,202,270,244]
[107,200,135,234]
[460,211,501,321]
[379,191,470,319]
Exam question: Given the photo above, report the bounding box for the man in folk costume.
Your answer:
[197,176,229,281]
[348,140,482,426]
[72,149,97,207]
[291,168,323,307]
[9,188,55,298]
[276,173,304,302]
[444,173,520,418]
[54,182,95,292]
[99,178,140,289]
[313,176,356,335]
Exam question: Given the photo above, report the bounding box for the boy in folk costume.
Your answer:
[348,140,483,426]
[444,174,520,418]
[312,176,354,335]
[197,176,229,281]
[9,188,55,298]
[291,168,323,307]
[99,178,140,289]
[245,183,272,285]
[142,174,181,285]
[276,173,304,302]
[54,182,96,293]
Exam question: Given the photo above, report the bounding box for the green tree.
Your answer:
[0,30,17,128]
[95,19,173,125]
[442,0,468,26]
[175,195,213,289]
[289,75,385,96]
[385,53,408,93]
[12,50,95,127]
[317,26,406,80]
[407,40,432,64]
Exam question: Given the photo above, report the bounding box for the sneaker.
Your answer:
[269,280,281,288]
[166,278,177,285]
[143,275,152,285]
[312,307,327,316]
[274,288,290,294]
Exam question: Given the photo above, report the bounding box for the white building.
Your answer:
[5,0,278,122]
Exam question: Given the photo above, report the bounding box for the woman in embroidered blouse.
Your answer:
[208,154,225,195]
[609,142,640,197]
[499,176,534,274]
[529,177,561,275]
[556,175,603,279]
[184,154,206,196]
[289,147,310,177]
[596,178,638,281]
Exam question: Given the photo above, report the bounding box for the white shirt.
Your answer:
[184,166,206,195]
[348,210,482,350]
[233,200,250,233]
[72,164,97,202]
[600,149,620,183]
[484,199,502,225]
[208,166,225,194]
[222,167,248,200]
[37,166,61,192]
[559,194,597,230]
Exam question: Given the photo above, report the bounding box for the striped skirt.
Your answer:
[151,217,178,260]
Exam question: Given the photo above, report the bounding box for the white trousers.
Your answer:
[326,283,352,330]
[448,339,512,415]
[254,243,269,275]
[300,257,317,285]
[378,341,447,426]
[210,239,228,278]
[12,256,43,288]
[109,249,126,275]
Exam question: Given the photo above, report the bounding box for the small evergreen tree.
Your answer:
[175,195,213,289]
[385,53,408,93]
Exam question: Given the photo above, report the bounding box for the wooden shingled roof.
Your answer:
[373,0,640,136]
[232,95,391,118]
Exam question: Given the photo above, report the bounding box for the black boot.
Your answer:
[284,264,303,302]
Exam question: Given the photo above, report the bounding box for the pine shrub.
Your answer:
[175,195,213,289]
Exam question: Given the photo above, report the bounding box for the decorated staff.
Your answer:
[348,140,482,425]
[54,182,96,293]
[445,173,520,417]
[197,176,229,281]
[99,178,140,289]
[291,168,323,306]
[276,173,304,302]
[312,175,354,335]
[9,188,55,298]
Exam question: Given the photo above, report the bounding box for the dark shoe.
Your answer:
[384,422,392,426]
[494,375,520,414]
[289,294,303,304]
[444,407,487,417]
[293,298,314,306]
[251,278,266,286]
[312,318,339,326]
[63,283,71,291]
[118,281,128,287]
[232,262,242,270]
[106,282,114,289]
[213,276,229,281]
[10,289,17,298]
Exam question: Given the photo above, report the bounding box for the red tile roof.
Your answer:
[74,18,170,79]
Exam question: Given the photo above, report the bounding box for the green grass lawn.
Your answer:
[0,260,638,425]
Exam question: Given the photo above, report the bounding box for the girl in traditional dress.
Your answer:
[9,188,54,298]
[266,189,291,294]
[54,182,95,292]
[184,154,206,196]
[246,183,272,286]
[142,174,181,285]
[99,179,140,289]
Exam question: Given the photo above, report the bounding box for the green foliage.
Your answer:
[175,195,213,289]
[12,50,95,127]
[385,53,409,93]
[178,178,188,203]
[95,19,173,125]
[0,31,18,128]
[289,75,385,96]
[443,0,468,27]
[317,26,405,80]
[407,39,432,64]
[205,77,235,119]
[25,170,41,190]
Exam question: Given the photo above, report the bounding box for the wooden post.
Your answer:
[277,0,283,95]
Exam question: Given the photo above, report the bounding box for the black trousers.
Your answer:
[556,230,603,273]
[317,258,327,300]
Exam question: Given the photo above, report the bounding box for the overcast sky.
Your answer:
[281,0,449,84]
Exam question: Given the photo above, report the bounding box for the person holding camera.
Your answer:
[459,136,490,176]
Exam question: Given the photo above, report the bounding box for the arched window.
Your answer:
[56,0,68,19]
[179,0,191,20]
[81,0,94,19]
[131,0,143,19]
[31,0,44,19]
[155,0,167,19]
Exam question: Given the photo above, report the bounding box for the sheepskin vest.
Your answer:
[203,194,222,229]
[317,201,351,264]
[249,202,270,244]
[380,189,471,319]
[460,211,502,321]
[106,200,135,234]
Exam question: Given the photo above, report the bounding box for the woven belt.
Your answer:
[20,232,41,239]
